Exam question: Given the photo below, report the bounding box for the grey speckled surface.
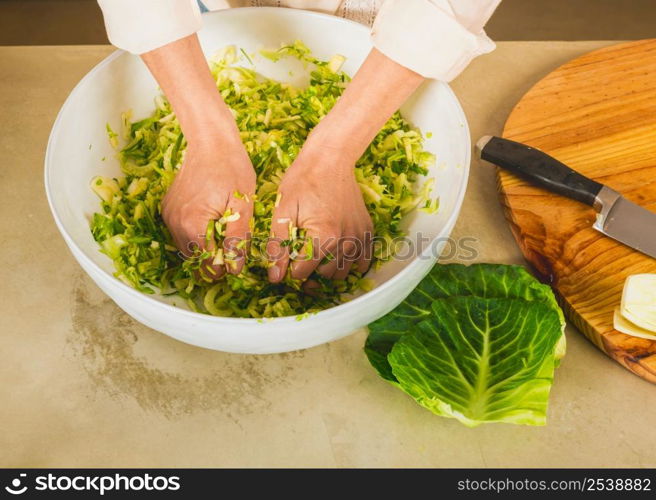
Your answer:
[1,41,655,467]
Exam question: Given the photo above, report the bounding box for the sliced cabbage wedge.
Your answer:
[620,274,656,333]
[613,308,656,340]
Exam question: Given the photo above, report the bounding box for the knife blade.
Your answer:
[476,135,656,259]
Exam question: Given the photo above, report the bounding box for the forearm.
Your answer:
[310,48,425,164]
[140,34,241,148]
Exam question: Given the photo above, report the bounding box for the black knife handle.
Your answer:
[477,136,603,207]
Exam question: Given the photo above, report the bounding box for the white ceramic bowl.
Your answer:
[45,8,470,353]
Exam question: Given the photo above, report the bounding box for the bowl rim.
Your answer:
[44,6,471,326]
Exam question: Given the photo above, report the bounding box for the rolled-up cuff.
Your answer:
[98,0,202,54]
[371,0,496,82]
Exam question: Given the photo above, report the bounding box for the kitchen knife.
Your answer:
[476,135,656,259]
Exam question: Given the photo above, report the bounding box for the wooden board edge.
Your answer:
[496,167,656,384]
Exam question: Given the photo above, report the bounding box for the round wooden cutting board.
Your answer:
[499,39,656,383]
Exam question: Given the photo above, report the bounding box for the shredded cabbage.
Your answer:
[90,41,436,318]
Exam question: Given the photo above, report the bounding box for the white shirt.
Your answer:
[97,0,501,82]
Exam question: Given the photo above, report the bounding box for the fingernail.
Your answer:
[227,256,244,275]
[224,237,238,252]
[266,240,282,261]
[269,265,280,282]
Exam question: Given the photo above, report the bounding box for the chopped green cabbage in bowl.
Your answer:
[90,41,437,318]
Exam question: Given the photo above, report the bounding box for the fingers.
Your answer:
[175,214,373,284]
[290,226,340,281]
[165,203,225,282]
[183,229,226,282]
[267,195,297,283]
[332,239,358,280]
[333,262,353,281]
[223,192,254,275]
[355,224,373,274]
[302,279,321,296]
[316,255,338,279]
[290,222,374,281]
[315,239,351,280]
[316,225,373,280]
[201,251,226,281]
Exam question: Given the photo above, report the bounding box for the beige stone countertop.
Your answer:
[2,41,655,468]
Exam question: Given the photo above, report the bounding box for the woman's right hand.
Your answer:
[139,34,256,280]
[162,134,256,279]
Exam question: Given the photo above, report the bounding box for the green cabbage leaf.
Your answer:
[365,263,565,427]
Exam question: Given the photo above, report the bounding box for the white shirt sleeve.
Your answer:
[371,0,501,81]
[97,0,203,54]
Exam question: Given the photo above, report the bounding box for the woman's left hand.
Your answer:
[267,138,373,283]
[267,48,425,283]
